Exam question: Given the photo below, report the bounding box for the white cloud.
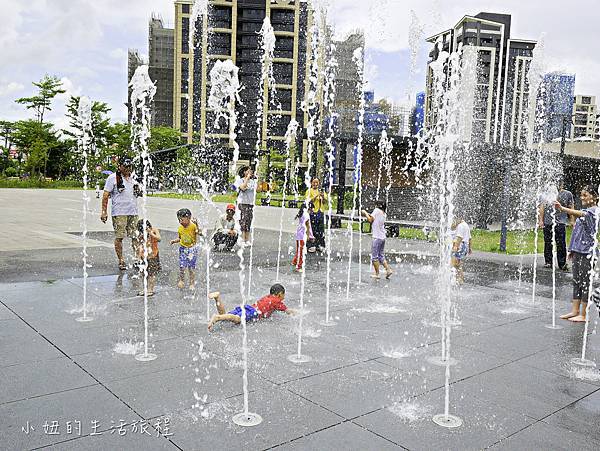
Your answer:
[109,48,128,60]
[0,82,25,97]
[0,0,599,124]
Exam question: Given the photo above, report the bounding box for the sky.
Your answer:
[1,0,599,131]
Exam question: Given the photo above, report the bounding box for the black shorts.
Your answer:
[239,204,254,232]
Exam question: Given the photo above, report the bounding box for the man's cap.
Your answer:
[120,158,133,167]
[226,204,236,211]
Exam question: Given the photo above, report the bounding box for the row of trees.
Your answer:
[0,75,183,182]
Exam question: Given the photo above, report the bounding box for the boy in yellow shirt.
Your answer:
[170,208,202,289]
[306,178,327,253]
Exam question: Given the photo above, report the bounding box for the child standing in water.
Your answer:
[555,185,599,323]
[136,219,161,296]
[292,202,314,273]
[362,201,393,279]
[170,208,202,290]
[450,216,472,285]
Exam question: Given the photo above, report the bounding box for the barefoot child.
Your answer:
[207,284,296,331]
[450,216,472,284]
[170,208,202,290]
[136,219,161,296]
[292,202,315,273]
[362,201,393,279]
[555,185,599,323]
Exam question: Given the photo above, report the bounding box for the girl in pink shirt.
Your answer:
[292,202,315,272]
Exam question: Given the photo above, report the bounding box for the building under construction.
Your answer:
[128,15,175,127]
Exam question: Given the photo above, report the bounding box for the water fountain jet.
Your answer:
[75,96,94,323]
[130,65,158,362]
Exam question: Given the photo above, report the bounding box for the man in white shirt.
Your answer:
[100,157,140,270]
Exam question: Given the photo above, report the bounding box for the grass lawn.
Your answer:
[0,178,83,189]
[344,221,574,255]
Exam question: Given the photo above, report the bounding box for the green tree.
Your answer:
[106,122,132,153]
[10,120,65,178]
[25,139,51,177]
[149,126,182,152]
[15,75,66,123]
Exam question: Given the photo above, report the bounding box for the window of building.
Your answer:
[181,58,189,93]
[582,96,592,104]
[182,4,190,14]
[181,17,190,54]
[181,98,189,133]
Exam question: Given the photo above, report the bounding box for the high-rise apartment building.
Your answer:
[148,15,175,127]
[571,95,598,140]
[425,12,536,146]
[331,31,365,134]
[173,0,315,165]
[540,72,575,142]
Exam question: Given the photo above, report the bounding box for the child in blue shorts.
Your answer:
[170,208,202,290]
[362,201,393,279]
[207,284,296,331]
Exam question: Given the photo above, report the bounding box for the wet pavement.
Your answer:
[1,190,600,450]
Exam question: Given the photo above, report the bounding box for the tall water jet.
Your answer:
[76,96,94,323]
[376,129,393,203]
[540,185,562,329]
[406,10,424,105]
[247,16,276,299]
[208,58,261,426]
[345,47,365,300]
[320,42,338,327]
[275,120,299,281]
[288,13,322,365]
[426,43,478,429]
[355,48,366,285]
[130,66,158,362]
[526,35,547,305]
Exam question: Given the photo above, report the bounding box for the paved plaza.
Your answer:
[1,189,600,450]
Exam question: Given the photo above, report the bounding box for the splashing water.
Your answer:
[129,65,157,362]
[388,401,433,423]
[570,365,600,382]
[208,60,242,163]
[380,346,410,359]
[353,304,407,314]
[113,341,142,355]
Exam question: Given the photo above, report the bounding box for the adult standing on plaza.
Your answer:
[538,181,574,270]
[234,165,257,246]
[306,178,327,253]
[100,157,140,270]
